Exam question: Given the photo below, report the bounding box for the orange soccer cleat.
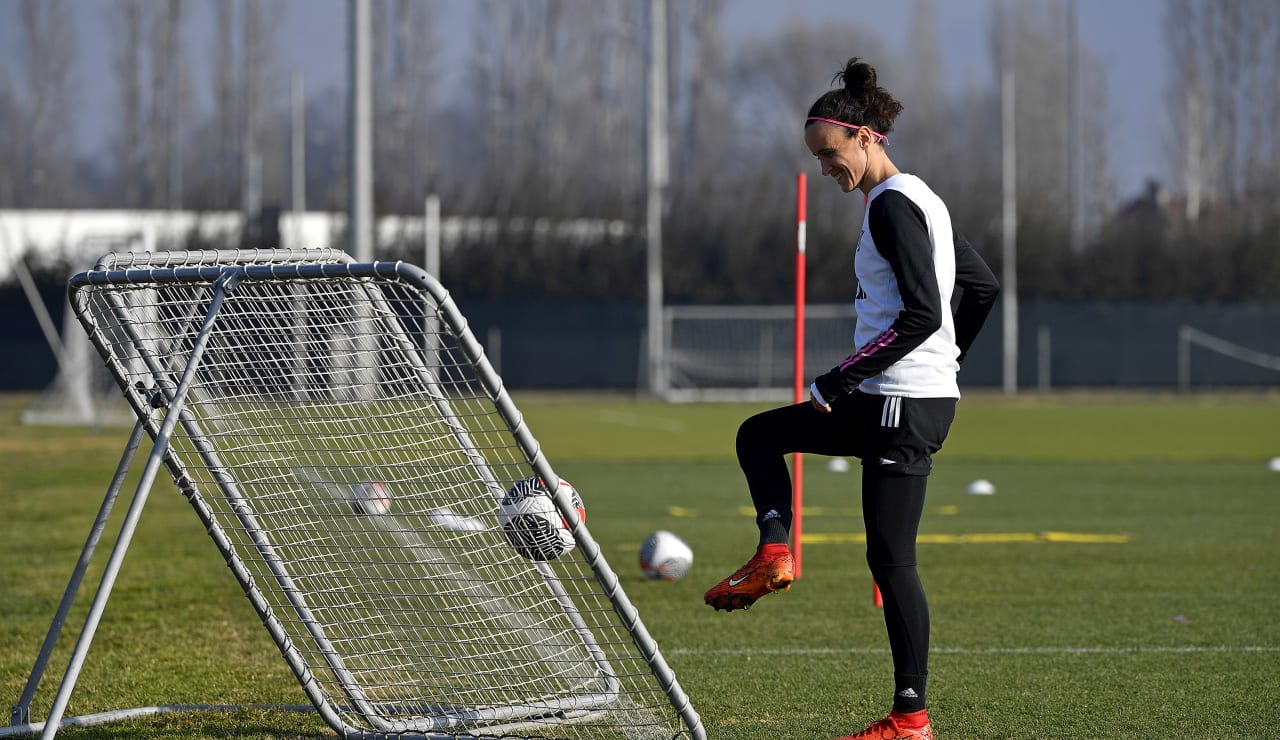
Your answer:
[703,543,794,612]
[835,710,933,740]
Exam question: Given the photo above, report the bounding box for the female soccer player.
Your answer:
[703,57,1000,740]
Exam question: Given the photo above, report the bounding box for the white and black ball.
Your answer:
[497,476,585,561]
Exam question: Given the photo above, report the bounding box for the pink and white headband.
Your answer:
[805,116,890,146]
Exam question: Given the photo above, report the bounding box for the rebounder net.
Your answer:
[67,253,701,740]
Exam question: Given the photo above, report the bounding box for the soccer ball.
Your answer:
[351,480,392,516]
[639,530,693,581]
[497,476,585,561]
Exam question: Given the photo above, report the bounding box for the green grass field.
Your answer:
[2,391,1278,739]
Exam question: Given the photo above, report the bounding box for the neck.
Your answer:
[859,155,900,197]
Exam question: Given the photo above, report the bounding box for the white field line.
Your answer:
[671,645,1280,657]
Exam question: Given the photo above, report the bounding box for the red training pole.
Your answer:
[861,191,881,608]
[792,172,807,579]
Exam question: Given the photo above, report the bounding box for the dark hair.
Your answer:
[805,57,904,136]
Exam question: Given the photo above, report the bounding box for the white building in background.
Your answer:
[0,209,634,281]
[3,208,635,426]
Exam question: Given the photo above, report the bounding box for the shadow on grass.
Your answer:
[34,708,333,739]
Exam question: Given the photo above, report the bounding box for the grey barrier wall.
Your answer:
[415,298,1280,390]
[1002,300,1280,388]
[6,287,1279,391]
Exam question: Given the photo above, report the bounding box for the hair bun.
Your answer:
[809,56,902,134]
[839,57,877,94]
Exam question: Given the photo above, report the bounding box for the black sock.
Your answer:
[758,514,789,546]
[893,672,928,713]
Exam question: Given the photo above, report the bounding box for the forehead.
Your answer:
[804,122,852,152]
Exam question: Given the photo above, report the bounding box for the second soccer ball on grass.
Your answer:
[639,530,693,581]
[350,480,393,516]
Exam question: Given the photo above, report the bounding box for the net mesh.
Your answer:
[70,254,695,739]
[24,250,354,427]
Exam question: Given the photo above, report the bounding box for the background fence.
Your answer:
[8,285,1279,400]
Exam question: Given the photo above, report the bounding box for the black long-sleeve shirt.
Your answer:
[812,174,999,402]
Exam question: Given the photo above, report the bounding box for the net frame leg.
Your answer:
[61,260,708,740]
[36,275,237,740]
[73,269,613,736]
[9,421,146,729]
[413,269,706,739]
[94,275,380,733]
[8,253,358,737]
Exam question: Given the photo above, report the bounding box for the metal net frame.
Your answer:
[11,251,702,740]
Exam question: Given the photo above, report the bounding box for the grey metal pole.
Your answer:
[645,0,669,397]
[242,2,261,244]
[291,72,306,243]
[40,277,239,740]
[424,194,440,278]
[11,422,146,727]
[349,0,374,262]
[1178,325,1191,393]
[1000,1,1019,397]
[1037,325,1051,392]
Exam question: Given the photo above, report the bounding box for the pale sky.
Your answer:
[722,0,1171,199]
[4,0,1172,201]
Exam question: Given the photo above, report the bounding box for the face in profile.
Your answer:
[804,122,868,194]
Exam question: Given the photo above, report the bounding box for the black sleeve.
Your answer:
[813,190,944,401]
[952,230,999,364]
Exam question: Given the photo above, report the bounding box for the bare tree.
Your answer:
[1239,0,1278,201]
[1009,3,1071,236]
[975,0,1114,295]
[1157,0,1279,298]
[679,0,729,188]
[13,0,79,206]
[1267,0,1280,202]
[205,0,239,209]
[110,0,147,207]
[718,22,893,302]
[470,0,517,215]
[557,0,647,216]
[373,0,441,214]
[585,1,644,214]
[1207,3,1241,200]
[898,0,945,179]
[1166,0,1204,221]
[143,1,188,210]
[1167,1,1278,213]
[731,21,891,175]
[469,0,642,219]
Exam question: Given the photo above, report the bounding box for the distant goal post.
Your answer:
[657,303,857,403]
[1178,324,1280,391]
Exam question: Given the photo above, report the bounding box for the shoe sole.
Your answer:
[705,573,793,611]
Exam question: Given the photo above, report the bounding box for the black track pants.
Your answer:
[734,391,955,711]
